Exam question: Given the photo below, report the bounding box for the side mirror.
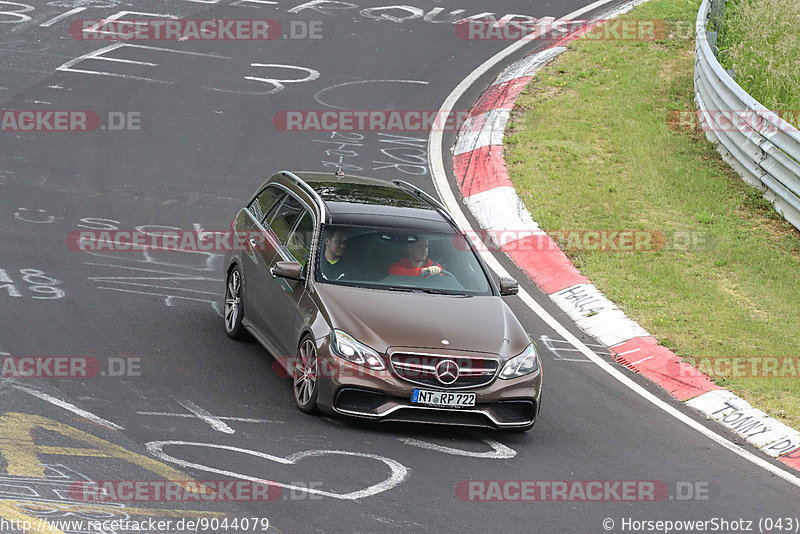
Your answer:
[499,277,518,296]
[271,261,304,281]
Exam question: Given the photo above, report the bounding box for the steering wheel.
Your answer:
[422,263,452,277]
[423,269,461,287]
[422,267,457,282]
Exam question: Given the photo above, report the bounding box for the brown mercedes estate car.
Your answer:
[223,170,542,430]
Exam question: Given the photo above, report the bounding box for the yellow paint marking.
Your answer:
[0,413,212,495]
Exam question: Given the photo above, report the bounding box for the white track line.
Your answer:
[137,411,283,424]
[399,437,516,459]
[40,7,85,28]
[428,0,800,488]
[176,400,236,434]
[5,382,123,430]
[146,441,409,500]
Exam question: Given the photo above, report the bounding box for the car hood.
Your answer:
[313,283,530,358]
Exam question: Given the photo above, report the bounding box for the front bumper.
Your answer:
[331,387,539,429]
[312,340,542,429]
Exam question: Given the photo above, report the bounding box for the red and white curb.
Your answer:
[451,27,800,472]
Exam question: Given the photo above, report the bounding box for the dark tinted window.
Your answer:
[286,212,315,268]
[249,186,284,223]
[313,225,492,296]
[267,195,304,244]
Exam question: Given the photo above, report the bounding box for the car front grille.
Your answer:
[389,352,499,389]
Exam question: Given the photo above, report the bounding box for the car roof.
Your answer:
[288,172,455,232]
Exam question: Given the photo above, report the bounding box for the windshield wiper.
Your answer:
[381,285,468,296]
[419,288,469,296]
[384,285,419,293]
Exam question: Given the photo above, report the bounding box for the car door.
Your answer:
[248,193,309,355]
[271,208,316,356]
[238,185,284,328]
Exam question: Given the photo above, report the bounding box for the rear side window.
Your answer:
[286,212,315,268]
[267,195,304,244]
[249,186,284,223]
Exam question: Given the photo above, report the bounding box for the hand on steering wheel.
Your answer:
[423,266,456,279]
[425,265,443,276]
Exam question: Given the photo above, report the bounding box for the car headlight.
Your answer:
[499,344,539,379]
[329,329,385,370]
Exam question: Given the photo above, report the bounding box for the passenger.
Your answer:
[389,237,443,277]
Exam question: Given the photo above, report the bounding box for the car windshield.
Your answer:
[315,225,492,296]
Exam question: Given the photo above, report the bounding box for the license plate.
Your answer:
[411,389,476,408]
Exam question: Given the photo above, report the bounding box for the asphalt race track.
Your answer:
[0,1,798,533]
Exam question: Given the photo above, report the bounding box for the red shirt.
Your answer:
[389,257,442,277]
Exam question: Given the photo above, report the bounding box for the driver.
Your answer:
[320,229,352,281]
[389,237,443,277]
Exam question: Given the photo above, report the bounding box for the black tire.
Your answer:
[293,336,319,414]
[224,266,248,340]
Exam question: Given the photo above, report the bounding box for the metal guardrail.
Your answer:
[694,0,800,230]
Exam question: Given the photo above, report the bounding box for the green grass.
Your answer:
[504,0,800,427]
[716,0,800,127]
